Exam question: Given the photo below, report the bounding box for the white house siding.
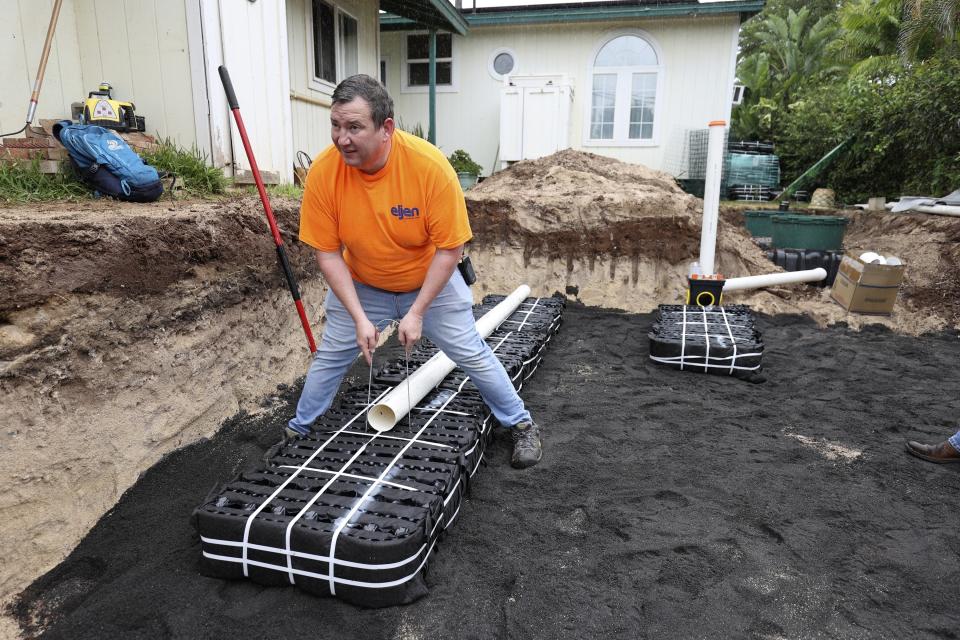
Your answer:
[1,0,197,148]
[286,0,381,163]
[382,15,741,176]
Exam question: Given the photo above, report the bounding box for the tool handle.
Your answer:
[218,66,240,110]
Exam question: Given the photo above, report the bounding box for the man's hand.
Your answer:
[397,310,423,353]
[356,316,379,365]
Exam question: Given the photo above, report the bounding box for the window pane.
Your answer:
[313,0,335,82]
[408,33,452,61]
[493,52,514,75]
[629,72,656,139]
[409,63,429,85]
[590,74,616,139]
[436,61,451,84]
[339,13,358,78]
[408,61,452,86]
[408,34,429,59]
[437,33,452,58]
[595,35,657,67]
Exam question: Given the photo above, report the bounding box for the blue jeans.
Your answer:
[949,430,960,453]
[289,271,531,433]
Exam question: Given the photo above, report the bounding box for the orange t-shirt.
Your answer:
[299,130,473,292]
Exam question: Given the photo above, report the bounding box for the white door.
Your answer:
[196,0,294,184]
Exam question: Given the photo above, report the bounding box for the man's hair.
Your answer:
[332,74,394,129]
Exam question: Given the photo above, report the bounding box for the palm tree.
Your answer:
[831,0,902,75]
[899,0,960,60]
[734,7,840,138]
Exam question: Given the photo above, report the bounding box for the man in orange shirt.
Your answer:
[288,74,542,469]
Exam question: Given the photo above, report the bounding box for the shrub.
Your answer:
[447,149,482,176]
[777,55,960,202]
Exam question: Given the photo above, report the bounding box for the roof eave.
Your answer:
[379,0,470,35]
[381,1,764,30]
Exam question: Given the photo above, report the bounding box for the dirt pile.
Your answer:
[0,196,327,623]
[465,149,799,315]
[466,149,959,334]
[842,208,960,328]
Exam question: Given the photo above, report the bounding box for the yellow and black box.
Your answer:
[686,276,725,307]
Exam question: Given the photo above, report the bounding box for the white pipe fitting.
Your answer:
[699,120,726,276]
[367,284,532,432]
[723,268,827,292]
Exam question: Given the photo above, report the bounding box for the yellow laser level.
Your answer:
[79,82,145,132]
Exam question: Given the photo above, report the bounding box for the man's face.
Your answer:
[330,97,393,174]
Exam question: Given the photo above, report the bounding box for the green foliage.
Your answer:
[447,149,482,176]
[733,6,841,140]
[899,0,960,61]
[141,138,226,196]
[0,158,90,204]
[778,56,960,202]
[830,0,902,72]
[243,183,304,199]
[395,118,426,139]
[734,0,960,202]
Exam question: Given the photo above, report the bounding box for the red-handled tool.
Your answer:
[218,65,317,354]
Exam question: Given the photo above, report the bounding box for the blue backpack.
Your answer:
[53,120,163,202]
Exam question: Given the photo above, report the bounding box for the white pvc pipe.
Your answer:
[901,204,960,218]
[723,268,827,292]
[367,284,532,432]
[699,120,726,276]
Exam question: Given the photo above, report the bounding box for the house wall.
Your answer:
[1,0,197,148]
[286,0,381,163]
[382,16,741,176]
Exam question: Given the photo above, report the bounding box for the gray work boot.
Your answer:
[511,420,543,469]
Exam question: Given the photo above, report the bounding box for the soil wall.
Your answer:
[0,198,326,618]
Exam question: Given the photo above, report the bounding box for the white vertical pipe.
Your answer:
[367,284,532,432]
[723,268,827,292]
[699,120,726,276]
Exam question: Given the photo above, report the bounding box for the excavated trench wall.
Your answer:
[0,198,327,615]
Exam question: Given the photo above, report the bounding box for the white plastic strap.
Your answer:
[679,305,688,371]
[719,305,738,375]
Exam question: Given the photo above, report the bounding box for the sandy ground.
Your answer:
[9,305,960,639]
[2,149,959,638]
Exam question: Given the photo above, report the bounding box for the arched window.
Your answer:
[588,34,661,144]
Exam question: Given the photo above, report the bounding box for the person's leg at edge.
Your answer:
[410,272,542,468]
[287,285,393,435]
[948,429,960,453]
[904,427,960,464]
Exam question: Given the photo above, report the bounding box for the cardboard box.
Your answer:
[830,254,905,315]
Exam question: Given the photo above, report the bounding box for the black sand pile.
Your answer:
[11,306,960,639]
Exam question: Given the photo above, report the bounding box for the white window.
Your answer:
[488,47,518,81]
[732,84,745,105]
[309,1,358,91]
[402,32,457,93]
[585,33,662,146]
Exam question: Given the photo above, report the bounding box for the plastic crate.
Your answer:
[649,305,763,380]
[195,294,565,607]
